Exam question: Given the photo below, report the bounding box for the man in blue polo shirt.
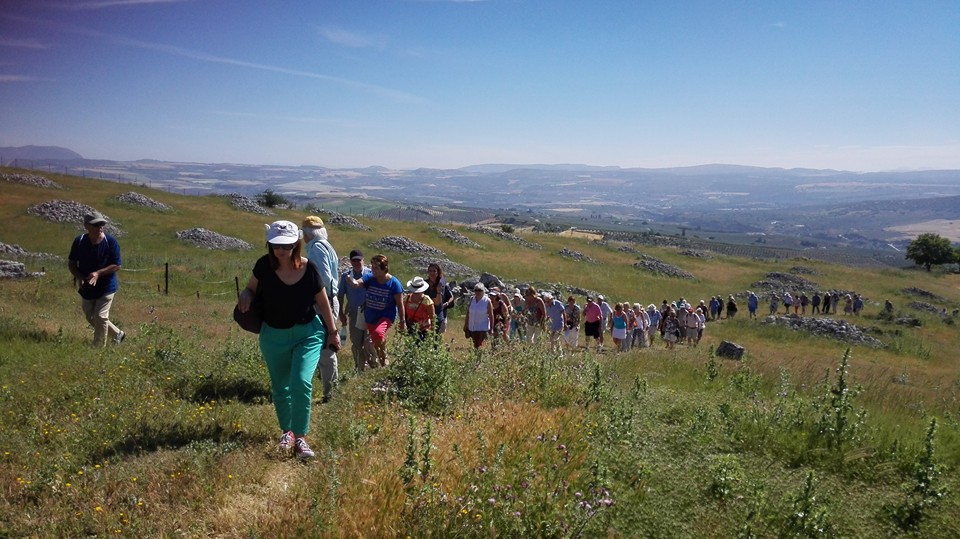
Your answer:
[338,249,375,372]
[68,211,124,346]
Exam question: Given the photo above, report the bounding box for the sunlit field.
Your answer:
[1,169,959,537]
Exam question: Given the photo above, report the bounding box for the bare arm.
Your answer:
[238,275,259,313]
[394,292,405,330]
[315,290,342,350]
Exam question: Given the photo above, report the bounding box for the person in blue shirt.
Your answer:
[68,211,124,346]
[338,249,376,372]
[747,291,759,319]
[345,253,404,367]
[302,216,340,403]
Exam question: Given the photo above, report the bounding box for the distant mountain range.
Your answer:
[4,145,959,249]
[0,145,83,162]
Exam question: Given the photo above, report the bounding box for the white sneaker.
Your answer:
[295,438,315,459]
[277,431,294,452]
[114,330,126,344]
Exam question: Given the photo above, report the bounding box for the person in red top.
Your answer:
[582,296,603,352]
[403,276,435,340]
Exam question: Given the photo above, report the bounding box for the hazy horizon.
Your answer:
[2,1,958,172]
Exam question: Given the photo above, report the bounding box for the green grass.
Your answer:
[1,168,959,537]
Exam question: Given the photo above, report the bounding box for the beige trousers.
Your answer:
[81,293,121,346]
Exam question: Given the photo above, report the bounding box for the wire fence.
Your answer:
[113,264,244,300]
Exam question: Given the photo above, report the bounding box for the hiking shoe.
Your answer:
[295,438,315,459]
[114,330,126,344]
[277,431,294,452]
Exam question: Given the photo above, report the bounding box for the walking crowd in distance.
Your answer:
[72,211,878,460]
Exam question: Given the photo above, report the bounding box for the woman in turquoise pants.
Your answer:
[238,220,341,459]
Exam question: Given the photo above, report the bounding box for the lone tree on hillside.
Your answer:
[256,189,290,209]
[905,233,957,271]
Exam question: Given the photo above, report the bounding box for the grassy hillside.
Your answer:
[1,168,959,537]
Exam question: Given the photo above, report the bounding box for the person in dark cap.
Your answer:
[68,211,125,346]
[337,249,376,372]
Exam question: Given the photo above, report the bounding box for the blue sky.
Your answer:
[1,0,958,171]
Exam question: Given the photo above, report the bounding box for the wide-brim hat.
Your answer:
[407,276,429,293]
[266,220,300,245]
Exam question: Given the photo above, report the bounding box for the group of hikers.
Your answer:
[69,212,874,460]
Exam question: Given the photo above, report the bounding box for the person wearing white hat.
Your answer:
[238,220,340,459]
[464,282,494,350]
[68,211,125,346]
[404,276,435,339]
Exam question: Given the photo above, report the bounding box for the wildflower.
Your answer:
[95,506,103,512]
[487,498,496,504]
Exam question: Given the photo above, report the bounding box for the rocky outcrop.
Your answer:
[372,236,444,256]
[314,210,371,231]
[763,315,884,347]
[176,228,252,250]
[750,272,818,293]
[114,192,172,212]
[558,248,596,263]
[404,256,478,279]
[0,260,44,279]
[222,193,272,215]
[2,172,63,189]
[0,242,60,260]
[716,341,745,360]
[632,255,695,280]
[430,227,481,248]
[467,225,542,250]
[27,200,124,237]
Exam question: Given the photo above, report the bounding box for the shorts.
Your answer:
[585,321,601,339]
[366,318,393,345]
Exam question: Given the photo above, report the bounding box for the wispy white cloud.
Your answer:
[317,26,385,49]
[108,36,424,104]
[0,38,51,49]
[58,0,192,10]
[0,74,42,82]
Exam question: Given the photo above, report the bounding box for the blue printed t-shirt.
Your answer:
[69,233,121,299]
[361,274,404,324]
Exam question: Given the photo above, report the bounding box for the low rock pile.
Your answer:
[0,260,44,279]
[616,245,642,256]
[789,265,818,275]
[0,242,60,260]
[27,200,124,237]
[114,192,172,212]
[404,256,478,279]
[632,255,695,280]
[902,287,944,302]
[907,301,941,315]
[763,315,884,347]
[467,225,542,250]
[430,227,481,248]
[315,210,371,231]
[679,249,713,258]
[373,236,444,256]
[176,228,252,250]
[558,248,596,263]
[750,272,818,293]
[223,193,272,215]
[2,172,63,189]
